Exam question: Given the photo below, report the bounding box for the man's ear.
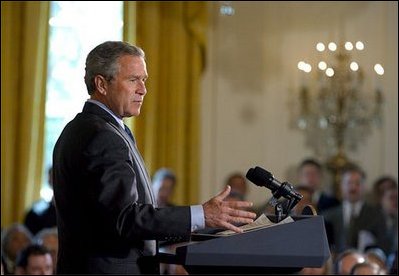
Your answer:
[94,75,108,95]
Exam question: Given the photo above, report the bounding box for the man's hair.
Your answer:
[298,158,322,173]
[225,172,246,187]
[334,248,364,274]
[349,261,380,275]
[84,41,145,95]
[34,227,58,245]
[341,164,366,181]
[15,244,50,269]
[1,224,33,256]
[373,176,397,199]
[152,168,176,186]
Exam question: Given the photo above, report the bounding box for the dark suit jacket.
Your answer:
[321,202,389,254]
[53,102,191,274]
[316,193,340,213]
[24,199,57,235]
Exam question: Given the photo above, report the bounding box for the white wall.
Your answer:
[200,1,398,206]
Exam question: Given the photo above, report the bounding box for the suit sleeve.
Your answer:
[83,129,191,242]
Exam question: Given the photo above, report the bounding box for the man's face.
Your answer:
[42,235,58,271]
[157,178,175,206]
[341,171,364,203]
[382,188,398,216]
[229,177,247,198]
[104,55,148,118]
[25,254,53,275]
[298,165,321,192]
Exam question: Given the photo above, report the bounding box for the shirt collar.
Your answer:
[87,99,125,129]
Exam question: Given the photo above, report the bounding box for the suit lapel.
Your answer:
[83,102,156,206]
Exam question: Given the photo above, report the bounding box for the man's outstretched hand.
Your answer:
[202,185,257,233]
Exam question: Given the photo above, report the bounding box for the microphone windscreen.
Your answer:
[246,166,273,187]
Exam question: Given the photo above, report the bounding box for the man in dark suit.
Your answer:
[52,41,256,274]
[297,159,340,212]
[322,166,389,255]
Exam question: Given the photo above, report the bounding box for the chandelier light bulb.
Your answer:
[326,68,334,77]
[318,61,327,70]
[316,42,325,52]
[303,63,312,73]
[328,42,337,51]
[297,61,306,71]
[374,64,384,75]
[345,42,354,51]
[355,41,365,50]
[350,61,359,71]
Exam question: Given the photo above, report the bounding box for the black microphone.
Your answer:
[246,166,302,201]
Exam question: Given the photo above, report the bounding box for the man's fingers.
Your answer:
[226,208,257,219]
[215,185,231,200]
[223,200,254,209]
[228,216,255,225]
[219,220,244,234]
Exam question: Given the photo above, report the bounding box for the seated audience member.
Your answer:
[1,224,33,274]
[380,186,398,255]
[371,176,397,206]
[334,249,366,275]
[35,228,58,273]
[24,167,57,235]
[365,247,388,274]
[152,168,177,207]
[297,158,339,212]
[224,172,248,201]
[14,244,53,275]
[322,166,389,254]
[349,261,382,275]
[291,185,314,216]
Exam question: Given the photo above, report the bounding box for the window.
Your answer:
[42,1,123,200]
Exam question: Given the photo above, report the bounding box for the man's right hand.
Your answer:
[202,185,257,233]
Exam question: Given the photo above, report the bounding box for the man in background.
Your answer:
[24,167,56,235]
[322,166,388,254]
[152,168,177,208]
[297,159,339,212]
[14,245,53,275]
[224,172,248,201]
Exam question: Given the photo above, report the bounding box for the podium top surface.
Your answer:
[161,215,330,268]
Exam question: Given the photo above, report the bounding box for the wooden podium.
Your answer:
[158,215,331,274]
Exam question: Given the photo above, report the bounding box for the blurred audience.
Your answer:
[152,168,177,207]
[34,228,58,273]
[14,244,53,275]
[1,224,33,274]
[371,176,397,206]
[297,159,339,212]
[381,186,398,256]
[24,167,56,235]
[224,172,248,201]
[349,261,383,275]
[291,185,315,216]
[365,247,388,274]
[334,249,366,275]
[152,169,188,275]
[322,166,388,255]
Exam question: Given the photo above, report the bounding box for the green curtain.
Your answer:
[123,1,208,205]
[1,1,49,227]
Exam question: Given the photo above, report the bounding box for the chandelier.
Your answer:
[294,41,384,191]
